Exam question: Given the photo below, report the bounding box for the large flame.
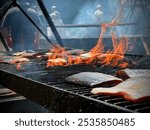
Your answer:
[47,21,129,68]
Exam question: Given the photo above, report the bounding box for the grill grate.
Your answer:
[49,81,150,113]
[0,54,150,112]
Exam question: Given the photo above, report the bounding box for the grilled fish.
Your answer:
[0,56,29,64]
[66,72,123,87]
[47,58,67,67]
[66,49,85,55]
[91,76,150,103]
[80,53,93,60]
[13,51,42,58]
[11,58,30,64]
[13,51,26,56]
[116,69,150,80]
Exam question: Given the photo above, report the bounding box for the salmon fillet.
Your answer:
[13,51,26,56]
[13,51,42,58]
[80,53,93,60]
[11,58,30,64]
[116,69,150,80]
[66,49,85,55]
[91,76,150,103]
[66,72,123,87]
[47,58,67,67]
[0,56,29,64]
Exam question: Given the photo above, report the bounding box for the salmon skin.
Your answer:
[116,69,150,80]
[66,72,123,87]
[91,76,150,103]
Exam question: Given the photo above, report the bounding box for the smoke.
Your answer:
[43,0,123,38]
[43,0,150,39]
[65,0,118,38]
[110,0,150,36]
[73,0,118,24]
[64,0,150,38]
[65,0,101,38]
[72,0,100,38]
[73,1,99,24]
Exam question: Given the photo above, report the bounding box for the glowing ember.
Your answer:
[47,21,129,68]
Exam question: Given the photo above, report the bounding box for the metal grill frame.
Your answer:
[0,69,137,113]
[0,50,150,113]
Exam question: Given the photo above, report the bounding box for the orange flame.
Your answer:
[47,21,129,68]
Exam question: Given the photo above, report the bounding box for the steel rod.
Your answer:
[0,2,12,20]
[55,23,137,28]
[0,32,10,52]
[15,2,57,47]
[36,0,64,47]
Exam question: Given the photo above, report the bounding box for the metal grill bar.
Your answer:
[55,23,137,28]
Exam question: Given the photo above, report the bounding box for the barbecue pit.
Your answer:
[0,48,150,113]
[0,0,150,113]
